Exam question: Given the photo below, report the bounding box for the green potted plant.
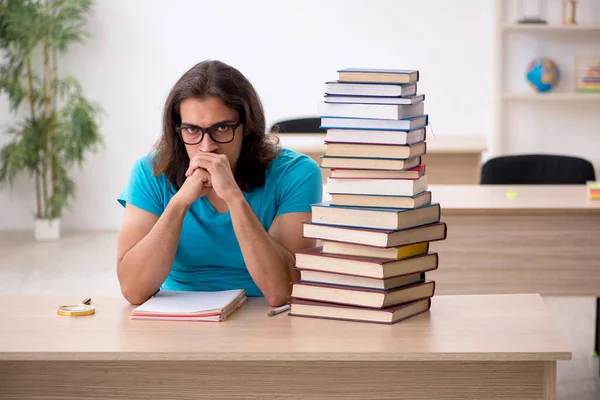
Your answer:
[0,0,103,240]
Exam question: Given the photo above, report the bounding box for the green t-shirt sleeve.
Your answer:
[275,155,323,217]
[117,156,164,216]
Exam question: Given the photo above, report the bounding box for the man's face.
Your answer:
[179,96,244,172]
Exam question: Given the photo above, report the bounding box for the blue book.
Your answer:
[321,114,428,131]
[338,68,419,84]
[325,81,418,97]
[310,201,440,231]
[324,93,425,105]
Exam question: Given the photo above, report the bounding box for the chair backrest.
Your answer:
[270,117,325,133]
[480,154,596,185]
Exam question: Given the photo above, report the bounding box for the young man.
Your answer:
[117,60,322,306]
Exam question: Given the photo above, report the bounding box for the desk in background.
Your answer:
[322,184,600,295]
[276,134,487,184]
[423,185,600,296]
[0,294,570,399]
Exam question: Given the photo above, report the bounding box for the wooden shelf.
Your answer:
[503,92,600,101]
[502,24,600,32]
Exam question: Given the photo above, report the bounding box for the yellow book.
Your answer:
[322,241,429,260]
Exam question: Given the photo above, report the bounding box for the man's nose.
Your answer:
[197,133,219,152]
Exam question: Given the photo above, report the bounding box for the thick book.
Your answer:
[321,115,428,131]
[330,164,425,179]
[321,240,429,260]
[330,191,432,209]
[325,141,426,160]
[325,81,417,97]
[289,297,431,324]
[291,280,435,309]
[324,94,425,105]
[318,101,424,120]
[327,175,428,196]
[325,127,426,145]
[131,289,246,322]
[321,155,421,171]
[296,269,424,290]
[311,201,440,230]
[303,221,448,248]
[337,68,419,84]
[295,246,439,279]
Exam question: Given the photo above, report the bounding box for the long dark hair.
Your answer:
[153,60,280,191]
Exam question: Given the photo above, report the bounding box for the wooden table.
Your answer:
[324,184,600,361]
[0,294,570,399]
[276,134,486,184]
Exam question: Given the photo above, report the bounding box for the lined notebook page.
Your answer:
[132,289,245,314]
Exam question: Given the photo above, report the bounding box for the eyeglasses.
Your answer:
[175,120,243,144]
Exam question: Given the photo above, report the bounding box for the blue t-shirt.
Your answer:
[118,148,322,297]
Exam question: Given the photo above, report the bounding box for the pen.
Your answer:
[267,303,291,317]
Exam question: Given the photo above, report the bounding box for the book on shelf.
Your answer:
[337,68,419,84]
[321,114,428,131]
[320,155,422,170]
[295,246,438,279]
[327,175,428,196]
[130,289,246,322]
[291,280,435,309]
[575,56,600,93]
[318,101,424,120]
[330,164,425,179]
[324,94,425,105]
[324,141,426,159]
[311,201,440,230]
[303,221,448,248]
[321,240,429,260]
[289,297,431,325]
[325,127,426,145]
[325,81,417,97]
[329,191,432,209]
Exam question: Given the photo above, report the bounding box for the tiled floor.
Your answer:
[0,231,598,399]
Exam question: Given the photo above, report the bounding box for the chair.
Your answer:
[481,153,598,374]
[481,154,596,185]
[269,117,326,133]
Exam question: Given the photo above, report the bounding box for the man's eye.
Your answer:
[185,127,199,134]
[215,125,229,132]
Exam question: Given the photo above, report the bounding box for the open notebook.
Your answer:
[131,289,247,322]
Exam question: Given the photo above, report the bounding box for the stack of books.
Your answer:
[289,68,447,325]
[575,58,600,93]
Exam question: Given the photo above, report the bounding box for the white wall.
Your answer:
[0,0,495,231]
[500,0,600,172]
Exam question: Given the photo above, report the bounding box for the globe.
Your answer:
[526,58,560,93]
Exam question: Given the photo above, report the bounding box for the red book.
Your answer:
[303,221,448,248]
[291,280,436,309]
[295,246,438,279]
[289,297,431,324]
[330,164,426,179]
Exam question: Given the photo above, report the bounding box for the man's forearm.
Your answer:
[117,196,189,304]
[228,194,295,306]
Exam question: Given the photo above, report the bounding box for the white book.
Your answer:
[321,115,428,131]
[327,175,428,196]
[324,94,424,105]
[132,289,246,315]
[318,101,424,120]
[325,127,425,145]
[325,82,417,97]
